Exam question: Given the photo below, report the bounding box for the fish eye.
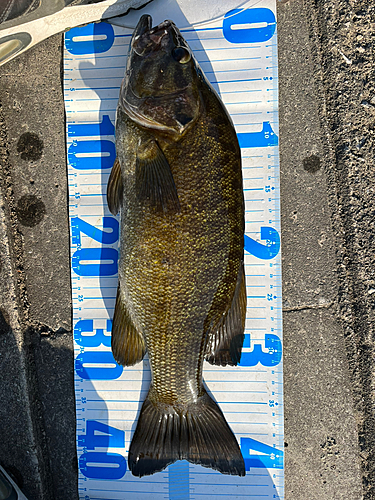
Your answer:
[172,46,191,64]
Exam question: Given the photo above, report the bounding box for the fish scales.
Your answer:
[117,97,243,404]
[108,14,246,478]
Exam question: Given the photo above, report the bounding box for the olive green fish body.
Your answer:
[108,14,246,478]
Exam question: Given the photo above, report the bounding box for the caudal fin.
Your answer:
[128,391,245,477]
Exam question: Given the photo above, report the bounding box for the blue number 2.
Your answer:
[71,217,119,247]
[245,227,280,259]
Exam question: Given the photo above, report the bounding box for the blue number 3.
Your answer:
[240,334,282,367]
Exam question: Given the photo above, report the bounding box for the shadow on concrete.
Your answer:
[0,321,45,500]
[31,330,80,500]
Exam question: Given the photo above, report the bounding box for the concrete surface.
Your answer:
[0,35,76,500]
[278,1,363,498]
[0,0,373,498]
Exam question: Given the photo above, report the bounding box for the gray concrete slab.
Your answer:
[278,2,336,311]
[0,34,71,332]
[303,0,375,496]
[0,140,49,498]
[33,331,78,500]
[0,35,76,500]
[278,1,363,497]
[283,308,362,500]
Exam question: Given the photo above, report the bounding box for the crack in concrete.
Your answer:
[283,301,335,313]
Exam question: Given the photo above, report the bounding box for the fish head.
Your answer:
[120,14,202,139]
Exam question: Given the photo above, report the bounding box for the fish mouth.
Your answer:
[132,15,178,56]
[133,15,176,40]
[126,15,188,100]
[133,14,152,41]
[121,15,199,137]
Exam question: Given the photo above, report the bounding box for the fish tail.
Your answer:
[128,390,246,477]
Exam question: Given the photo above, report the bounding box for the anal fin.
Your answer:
[205,262,247,366]
[111,286,146,366]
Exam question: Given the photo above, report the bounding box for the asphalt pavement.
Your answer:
[0,0,372,499]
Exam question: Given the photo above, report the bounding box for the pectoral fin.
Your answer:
[135,140,180,213]
[111,286,146,366]
[107,157,123,216]
[205,262,247,366]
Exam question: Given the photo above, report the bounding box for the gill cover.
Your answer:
[120,15,202,138]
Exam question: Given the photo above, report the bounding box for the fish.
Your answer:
[107,14,246,478]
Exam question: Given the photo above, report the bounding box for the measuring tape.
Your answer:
[64,1,283,498]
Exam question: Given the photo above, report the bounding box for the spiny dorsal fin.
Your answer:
[135,139,180,213]
[107,157,123,215]
[205,262,246,366]
[111,286,146,366]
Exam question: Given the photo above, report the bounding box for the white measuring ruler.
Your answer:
[64,0,283,498]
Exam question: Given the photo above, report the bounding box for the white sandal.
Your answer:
[0,0,151,66]
[0,464,28,500]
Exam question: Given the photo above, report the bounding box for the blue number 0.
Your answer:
[79,452,126,479]
[65,22,114,55]
[75,351,123,380]
[72,247,118,276]
[223,8,276,44]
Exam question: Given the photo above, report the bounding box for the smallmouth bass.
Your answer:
[107,14,246,477]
